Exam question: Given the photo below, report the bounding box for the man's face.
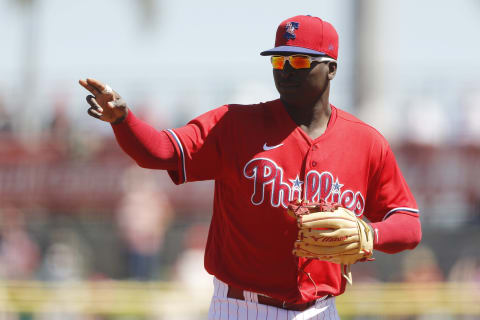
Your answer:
[272,55,336,106]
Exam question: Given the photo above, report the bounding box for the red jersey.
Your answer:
[164,99,418,303]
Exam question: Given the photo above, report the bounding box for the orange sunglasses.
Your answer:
[271,55,336,70]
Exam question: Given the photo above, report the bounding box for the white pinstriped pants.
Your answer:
[208,277,340,320]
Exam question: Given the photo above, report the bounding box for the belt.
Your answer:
[227,286,318,311]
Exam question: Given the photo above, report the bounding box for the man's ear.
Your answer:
[328,62,337,80]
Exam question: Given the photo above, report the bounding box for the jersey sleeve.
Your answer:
[164,105,230,184]
[364,141,419,222]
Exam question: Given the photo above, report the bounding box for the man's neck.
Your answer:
[282,95,332,140]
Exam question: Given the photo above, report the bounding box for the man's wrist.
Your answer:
[112,108,128,125]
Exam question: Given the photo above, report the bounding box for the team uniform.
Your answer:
[112,98,419,319]
[83,14,422,320]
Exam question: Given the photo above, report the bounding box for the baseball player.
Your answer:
[79,15,421,320]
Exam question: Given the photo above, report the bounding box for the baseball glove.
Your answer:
[288,200,374,284]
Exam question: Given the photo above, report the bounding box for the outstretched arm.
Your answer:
[111,112,177,170]
[79,78,177,170]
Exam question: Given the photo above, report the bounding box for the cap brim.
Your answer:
[260,45,327,56]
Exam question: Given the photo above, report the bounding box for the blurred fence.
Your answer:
[0,133,214,215]
[0,281,478,318]
[1,133,480,224]
[336,282,480,317]
[0,280,211,318]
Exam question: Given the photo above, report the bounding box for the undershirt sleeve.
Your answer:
[370,212,422,253]
[111,110,178,170]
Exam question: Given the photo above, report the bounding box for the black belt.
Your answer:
[227,286,318,311]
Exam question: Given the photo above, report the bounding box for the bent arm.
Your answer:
[370,213,422,254]
[111,110,177,170]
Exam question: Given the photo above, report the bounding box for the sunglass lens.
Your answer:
[271,56,285,70]
[290,56,311,69]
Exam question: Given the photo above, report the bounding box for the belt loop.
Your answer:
[244,290,258,303]
[214,277,230,298]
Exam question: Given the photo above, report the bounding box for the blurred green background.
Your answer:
[0,0,479,319]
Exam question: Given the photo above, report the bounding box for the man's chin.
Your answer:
[279,90,302,104]
[278,97,300,110]
[278,86,302,98]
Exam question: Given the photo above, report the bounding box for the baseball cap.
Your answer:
[260,15,339,60]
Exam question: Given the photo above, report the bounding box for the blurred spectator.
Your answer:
[38,228,92,282]
[458,89,480,146]
[172,222,212,292]
[45,93,73,156]
[0,95,13,132]
[401,245,444,283]
[349,261,381,283]
[448,255,480,283]
[116,165,173,280]
[398,246,450,320]
[0,205,40,280]
[447,252,480,320]
[35,227,96,320]
[160,222,212,320]
[48,94,71,137]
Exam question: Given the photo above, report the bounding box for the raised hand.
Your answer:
[79,78,128,124]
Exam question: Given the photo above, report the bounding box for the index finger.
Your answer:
[85,78,108,93]
[79,79,101,95]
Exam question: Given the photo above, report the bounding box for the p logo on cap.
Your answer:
[284,22,299,40]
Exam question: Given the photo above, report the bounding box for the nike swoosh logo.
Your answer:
[263,143,284,151]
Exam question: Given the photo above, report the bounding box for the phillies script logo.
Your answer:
[243,158,365,216]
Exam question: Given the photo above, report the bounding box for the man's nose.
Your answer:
[280,61,295,77]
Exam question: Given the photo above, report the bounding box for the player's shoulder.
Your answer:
[335,107,389,144]
[203,99,277,117]
[188,99,276,125]
[220,100,280,125]
[226,99,279,114]
[188,100,278,129]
